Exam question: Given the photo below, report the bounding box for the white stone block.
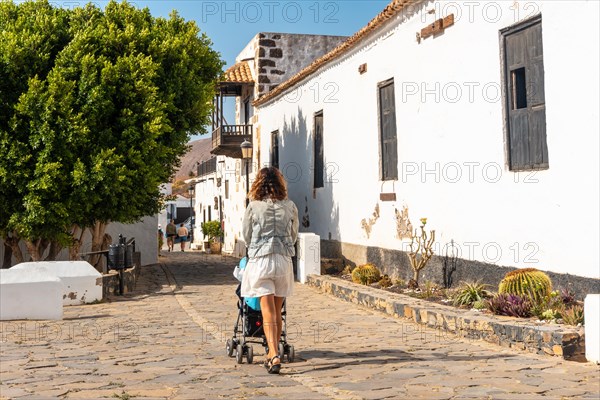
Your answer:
[584,294,600,364]
[12,261,103,305]
[0,267,63,320]
[296,233,320,284]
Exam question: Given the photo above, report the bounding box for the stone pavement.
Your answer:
[1,252,598,400]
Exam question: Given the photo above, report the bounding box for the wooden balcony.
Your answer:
[211,125,252,158]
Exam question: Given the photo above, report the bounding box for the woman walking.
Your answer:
[241,167,298,374]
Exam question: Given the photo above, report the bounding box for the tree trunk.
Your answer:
[413,268,419,284]
[24,239,42,261]
[2,242,12,268]
[5,236,24,264]
[69,225,85,261]
[45,241,63,261]
[88,221,108,271]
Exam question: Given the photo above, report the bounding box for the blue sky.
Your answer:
[102,1,391,140]
[134,1,390,66]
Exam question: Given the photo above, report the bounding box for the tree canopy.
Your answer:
[0,0,223,261]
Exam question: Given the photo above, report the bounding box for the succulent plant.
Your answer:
[472,300,487,310]
[379,274,393,288]
[351,263,381,285]
[560,288,577,306]
[341,265,353,275]
[453,281,491,307]
[498,268,552,304]
[541,309,561,320]
[561,304,585,326]
[487,293,532,318]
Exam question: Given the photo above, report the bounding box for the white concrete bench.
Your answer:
[12,261,103,305]
[0,266,63,320]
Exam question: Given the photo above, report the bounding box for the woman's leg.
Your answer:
[274,296,285,347]
[260,294,281,365]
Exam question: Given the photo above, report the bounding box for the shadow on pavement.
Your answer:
[291,349,418,372]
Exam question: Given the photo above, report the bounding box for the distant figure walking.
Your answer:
[177,223,189,252]
[166,219,177,252]
[158,224,164,255]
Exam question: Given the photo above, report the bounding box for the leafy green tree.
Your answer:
[0,0,72,263]
[0,0,223,265]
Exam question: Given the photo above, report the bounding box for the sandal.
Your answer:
[264,355,281,374]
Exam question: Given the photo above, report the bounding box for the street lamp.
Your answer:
[188,185,195,245]
[241,139,253,207]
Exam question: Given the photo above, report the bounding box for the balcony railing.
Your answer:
[211,124,253,158]
[197,157,217,177]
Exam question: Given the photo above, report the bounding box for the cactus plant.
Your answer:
[498,268,552,304]
[407,218,435,287]
[351,263,381,285]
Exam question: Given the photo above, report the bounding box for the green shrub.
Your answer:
[498,268,552,304]
[351,263,381,285]
[201,220,223,242]
[453,281,491,307]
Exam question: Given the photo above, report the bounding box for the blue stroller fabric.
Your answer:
[237,257,261,311]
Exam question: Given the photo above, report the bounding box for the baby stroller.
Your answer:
[226,257,295,364]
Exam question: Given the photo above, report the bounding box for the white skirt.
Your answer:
[241,253,294,298]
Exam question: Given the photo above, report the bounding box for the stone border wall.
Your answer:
[102,252,141,298]
[307,274,586,361]
[320,240,600,299]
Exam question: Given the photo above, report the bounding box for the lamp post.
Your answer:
[241,139,253,207]
[188,185,195,245]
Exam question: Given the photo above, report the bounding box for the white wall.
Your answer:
[194,155,253,253]
[254,0,600,279]
[1,217,158,268]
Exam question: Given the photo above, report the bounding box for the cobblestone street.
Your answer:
[1,252,599,399]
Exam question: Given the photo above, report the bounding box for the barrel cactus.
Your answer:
[498,268,552,303]
[351,263,382,285]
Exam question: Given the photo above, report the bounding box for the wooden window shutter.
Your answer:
[379,80,398,180]
[314,112,324,188]
[503,15,548,170]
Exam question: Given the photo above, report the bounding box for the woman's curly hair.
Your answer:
[248,167,287,201]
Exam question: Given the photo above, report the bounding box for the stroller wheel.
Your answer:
[246,345,254,364]
[288,345,295,363]
[226,339,234,357]
[235,344,244,364]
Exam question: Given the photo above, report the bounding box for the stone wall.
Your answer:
[308,275,587,361]
[321,240,600,299]
[254,33,347,97]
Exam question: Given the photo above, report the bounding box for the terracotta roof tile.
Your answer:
[222,61,253,83]
[254,0,417,106]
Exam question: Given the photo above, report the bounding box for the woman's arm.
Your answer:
[242,204,253,246]
[290,202,299,244]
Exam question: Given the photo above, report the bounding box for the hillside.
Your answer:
[174,137,213,181]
